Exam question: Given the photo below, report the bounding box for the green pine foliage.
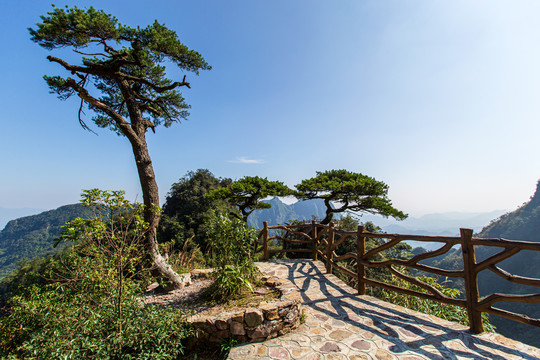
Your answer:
[29,5,211,133]
[205,176,292,222]
[295,169,407,224]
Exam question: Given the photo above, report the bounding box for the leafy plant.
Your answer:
[204,213,259,300]
[220,337,238,355]
[0,189,193,358]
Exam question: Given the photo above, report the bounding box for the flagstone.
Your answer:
[228,260,540,360]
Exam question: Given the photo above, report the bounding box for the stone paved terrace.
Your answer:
[228,259,540,360]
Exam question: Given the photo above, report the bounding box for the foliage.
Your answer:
[160,169,234,250]
[295,169,407,224]
[159,235,205,274]
[206,176,292,222]
[220,337,238,356]
[204,212,259,300]
[0,204,91,279]
[30,5,211,287]
[1,283,191,359]
[29,5,210,133]
[0,189,192,358]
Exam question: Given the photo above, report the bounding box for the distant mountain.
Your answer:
[358,210,507,236]
[0,204,90,279]
[417,181,540,347]
[247,198,329,228]
[0,207,45,230]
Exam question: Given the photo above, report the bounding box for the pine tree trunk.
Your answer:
[321,198,334,225]
[131,137,185,289]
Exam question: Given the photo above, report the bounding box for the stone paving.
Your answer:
[228,259,540,360]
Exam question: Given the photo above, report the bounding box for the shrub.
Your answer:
[0,189,193,359]
[204,212,259,300]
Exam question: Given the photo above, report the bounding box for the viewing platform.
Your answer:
[228,260,540,360]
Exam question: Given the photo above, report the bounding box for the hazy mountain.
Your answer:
[358,210,507,236]
[0,204,90,279]
[417,181,540,347]
[247,198,329,228]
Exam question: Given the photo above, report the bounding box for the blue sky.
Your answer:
[1,1,539,216]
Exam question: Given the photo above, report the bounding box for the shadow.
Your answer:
[267,259,538,360]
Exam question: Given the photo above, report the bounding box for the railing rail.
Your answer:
[258,220,540,333]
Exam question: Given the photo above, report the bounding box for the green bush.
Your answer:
[1,279,192,359]
[204,212,259,300]
[0,189,193,359]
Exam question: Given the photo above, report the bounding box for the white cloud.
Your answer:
[228,156,265,164]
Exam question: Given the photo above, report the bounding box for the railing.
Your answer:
[257,220,540,333]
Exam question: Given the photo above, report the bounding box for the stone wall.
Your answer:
[186,274,302,347]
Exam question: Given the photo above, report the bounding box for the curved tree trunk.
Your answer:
[321,198,335,225]
[131,138,185,289]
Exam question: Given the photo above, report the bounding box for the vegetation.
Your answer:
[4,169,523,354]
[411,180,540,346]
[204,212,259,301]
[0,190,192,359]
[295,169,408,224]
[30,5,210,288]
[159,169,234,251]
[206,176,292,222]
[377,274,494,332]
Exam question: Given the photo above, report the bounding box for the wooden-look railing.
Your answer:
[256,220,540,333]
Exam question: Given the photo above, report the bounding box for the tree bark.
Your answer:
[130,136,185,289]
[321,198,335,224]
[53,61,186,289]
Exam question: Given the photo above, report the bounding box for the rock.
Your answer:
[215,318,229,331]
[231,312,244,323]
[230,321,246,336]
[320,342,341,352]
[260,305,280,320]
[244,308,264,327]
[191,268,214,279]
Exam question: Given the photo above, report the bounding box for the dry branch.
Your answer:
[363,238,402,260]
[482,307,540,328]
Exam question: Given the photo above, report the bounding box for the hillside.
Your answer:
[474,181,540,346]
[418,181,540,346]
[0,198,329,279]
[0,204,90,278]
